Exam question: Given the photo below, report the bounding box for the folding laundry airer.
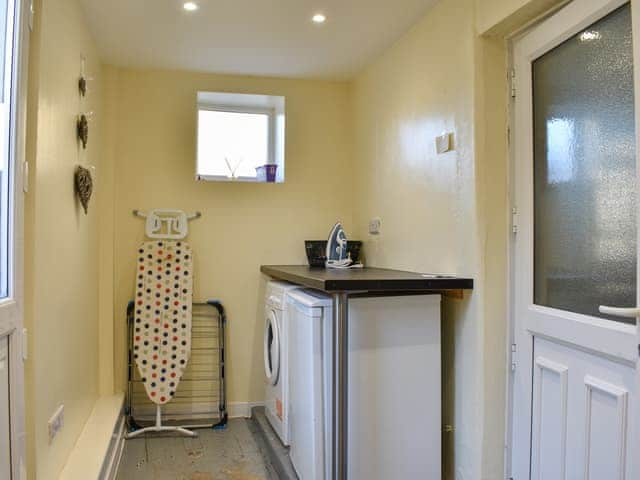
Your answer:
[126,209,201,439]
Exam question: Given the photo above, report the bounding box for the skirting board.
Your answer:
[228,402,265,419]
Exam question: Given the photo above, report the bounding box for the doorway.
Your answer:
[0,0,28,478]
[511,0,640,478]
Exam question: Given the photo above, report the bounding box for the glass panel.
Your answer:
[0,0,7,104]
[0,0,10,300]
[533,4,636,323]
[197,109,269,179]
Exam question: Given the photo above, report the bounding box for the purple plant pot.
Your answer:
[256,164,278,183]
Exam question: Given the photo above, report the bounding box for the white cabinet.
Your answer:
[348,295,441,480]
[286,291,442,480]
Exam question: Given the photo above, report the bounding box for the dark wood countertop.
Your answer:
[261,265,474,293]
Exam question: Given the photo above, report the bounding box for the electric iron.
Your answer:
[325,222,363,269]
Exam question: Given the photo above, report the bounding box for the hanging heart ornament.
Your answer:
[77,114,89,149]
[74,165,93,214]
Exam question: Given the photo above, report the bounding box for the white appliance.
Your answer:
[286,289,333,480]
[287,291,442,480]
[264,280,300,446]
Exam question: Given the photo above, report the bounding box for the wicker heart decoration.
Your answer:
[74,165,93,214]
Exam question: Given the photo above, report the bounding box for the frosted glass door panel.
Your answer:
[0,336,9,480]
[0,0,10,300]
[533,4,636,323]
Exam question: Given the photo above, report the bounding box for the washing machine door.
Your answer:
[264,310,280,386]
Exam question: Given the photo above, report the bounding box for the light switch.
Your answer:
[369,217,381,235]
[435,132,453,154]
[48,405,65,444]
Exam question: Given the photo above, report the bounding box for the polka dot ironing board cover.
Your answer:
[133,241,193,405]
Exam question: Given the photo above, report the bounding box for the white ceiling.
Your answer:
[79,0,436,79]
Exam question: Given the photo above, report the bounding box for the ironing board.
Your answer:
[128,240,195,438]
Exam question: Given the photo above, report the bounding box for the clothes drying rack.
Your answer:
[125,299,228,433]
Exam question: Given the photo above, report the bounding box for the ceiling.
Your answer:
[79,0,436,79]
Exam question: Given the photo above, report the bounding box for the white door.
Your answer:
[0,0,28,479]
[512,1,640,479]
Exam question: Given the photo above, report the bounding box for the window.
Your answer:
[196,92,285,183]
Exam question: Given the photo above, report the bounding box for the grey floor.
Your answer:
[116,419,278,480]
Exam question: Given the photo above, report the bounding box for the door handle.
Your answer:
[598,305,640,318]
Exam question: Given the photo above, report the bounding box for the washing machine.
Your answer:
[264,280,300,446]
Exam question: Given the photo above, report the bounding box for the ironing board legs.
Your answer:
[125,405,197,439]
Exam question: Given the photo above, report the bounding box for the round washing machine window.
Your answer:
[264,310,280,385]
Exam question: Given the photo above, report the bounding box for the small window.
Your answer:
[196,92,285,183]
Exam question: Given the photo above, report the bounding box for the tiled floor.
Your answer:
[116,419,277,480]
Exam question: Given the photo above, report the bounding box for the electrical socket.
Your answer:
[369,217,381,235]
[48,405,64,444]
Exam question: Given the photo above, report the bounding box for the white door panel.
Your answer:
[583,376,629,480]
[531,337,635,480]
[511,0,640,478]
[530,355,568,480]
[0,336,10,480]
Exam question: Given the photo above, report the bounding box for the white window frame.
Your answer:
[195,91,285,183]
[196,105,276,182]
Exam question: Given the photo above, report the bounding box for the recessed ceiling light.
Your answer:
[183,2,199,11]
[312,13,326,24]
[580,30,601,41]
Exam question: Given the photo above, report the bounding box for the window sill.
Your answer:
[196,174,284,184]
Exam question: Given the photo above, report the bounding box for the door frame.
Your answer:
[4,0,30,478]
[507,0,640,478]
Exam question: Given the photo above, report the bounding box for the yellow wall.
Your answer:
[98,66,117,396]
[351,0,508,477]
[103,67,353,403]
[24,0,104,477]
